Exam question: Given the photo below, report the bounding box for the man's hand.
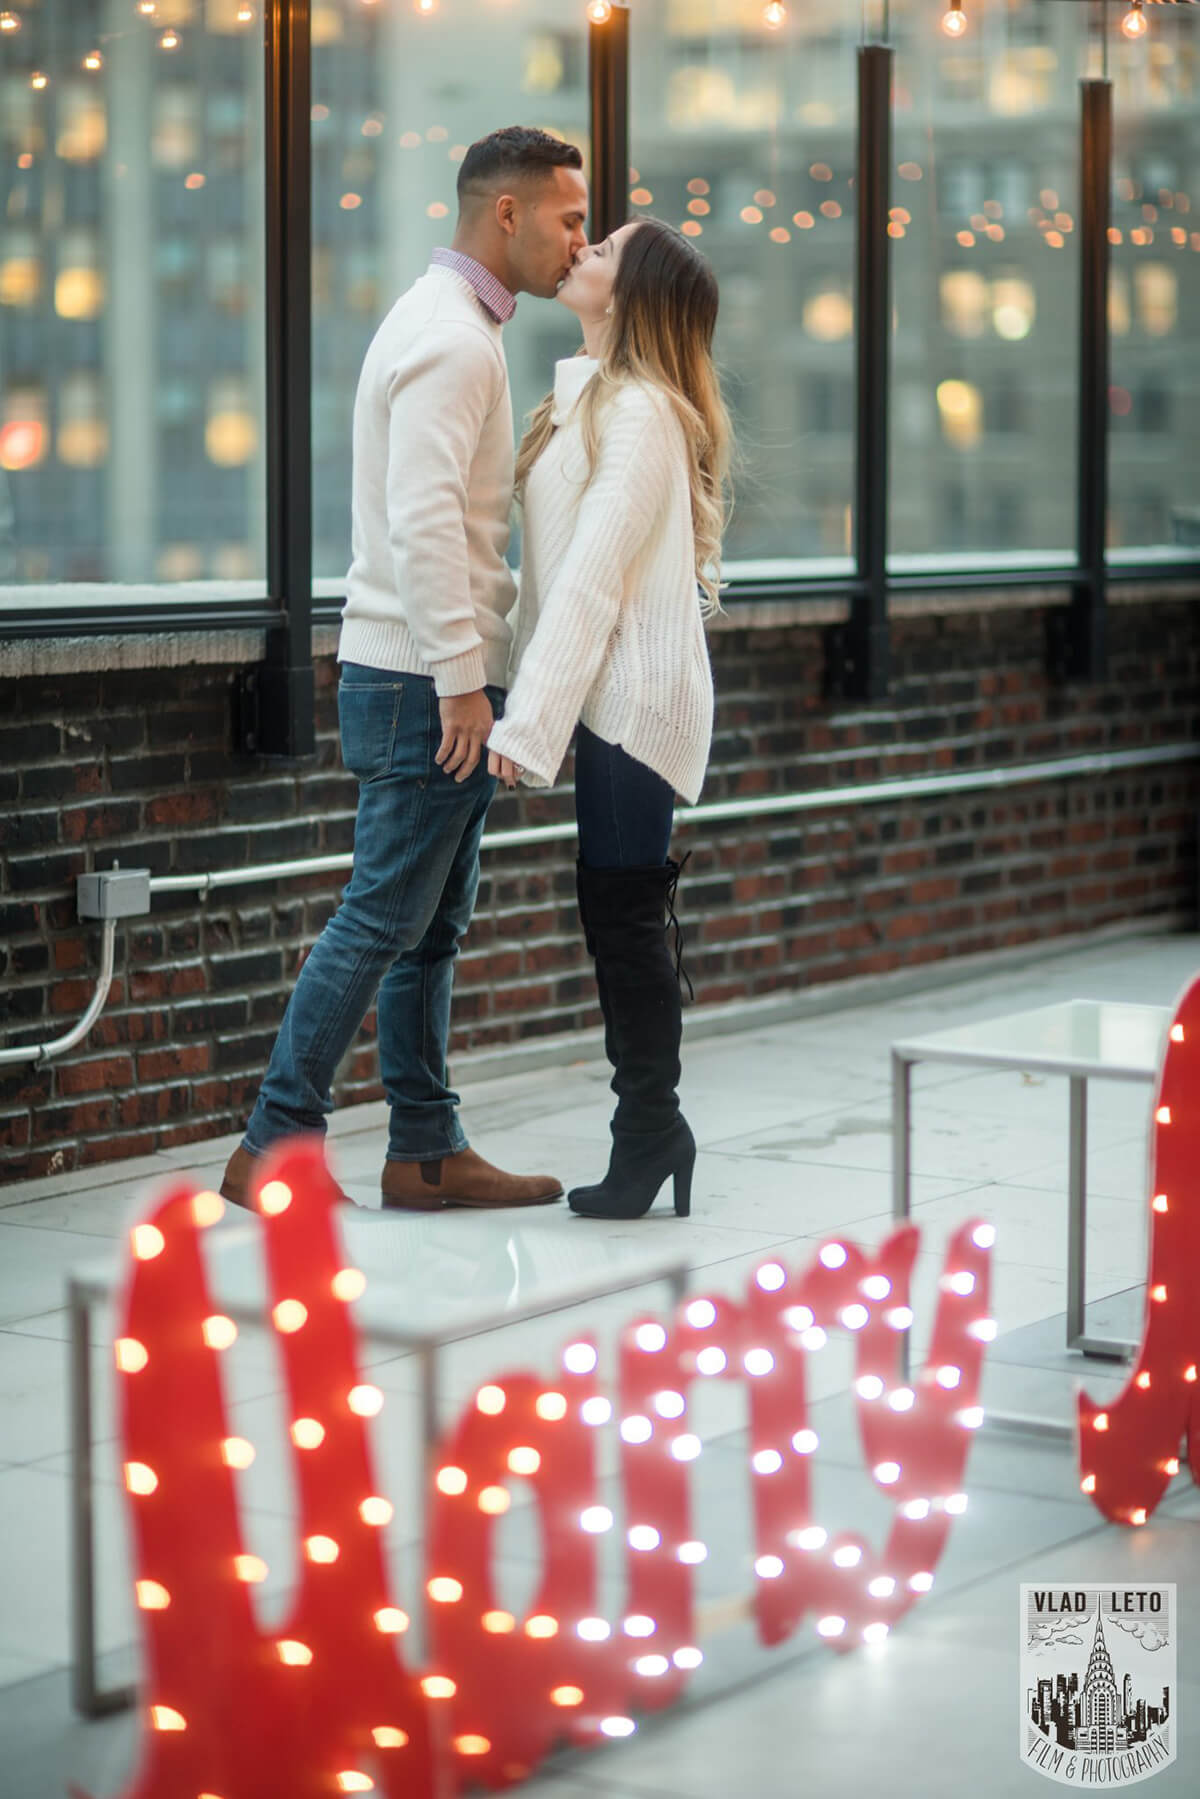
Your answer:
[436,689,495,782]
[487,750,519,789]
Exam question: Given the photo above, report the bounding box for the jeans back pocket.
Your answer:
[339,679,403,782]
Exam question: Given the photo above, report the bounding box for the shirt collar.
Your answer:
[430,247,517,324]
[551,355,599,426]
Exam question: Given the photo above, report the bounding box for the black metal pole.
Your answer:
[835,42,892,700]
[1057,76,1111,682]
[246,0,314,757]
[588,3,630,243]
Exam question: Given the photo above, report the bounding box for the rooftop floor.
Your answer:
[2,928,1199,1798]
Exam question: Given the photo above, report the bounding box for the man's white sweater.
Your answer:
[338,264,517,695]
[487,357,715,805]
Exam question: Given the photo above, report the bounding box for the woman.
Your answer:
[486,216,732,1221]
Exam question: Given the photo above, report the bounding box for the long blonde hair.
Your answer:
[514,218,733,614]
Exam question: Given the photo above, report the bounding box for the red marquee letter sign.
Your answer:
[1079,976,1200,1525]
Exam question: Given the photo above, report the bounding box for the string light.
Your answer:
[83,50,103,71]
[586,0,614,21]
[159,28,180,50]
[942,0,967,35]
[762,0,787,27]
[30,70,48,89]
[1121,1,1148,38]
[0,12,21,33]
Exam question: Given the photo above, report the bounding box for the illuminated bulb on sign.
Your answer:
[1186,1366,1198,1383]
[861,1275,891,1300]
[833,1544,862,1568]
[791,1525,827,1551]
[202,1314,237,1350]
[762,0,787,27]
[482,1610,515,1633]
[427,1577,462,1603]
[292,1418,325,1450]
[863,1622,890,1644]
[1094,1412,1110,1430]
[221,1437,255,1470]
[234,1554,268,1583]
[1081,1473,1097,1494]
[971,1223,996,1249]
[476,1384,506,1414]
[601,1717,637,1738]
[563,1342,598,1375]
[623,1614,656,1636]
[1155,1106,1171,1125]
[150,1705,186,1731]
[696,1346,727,1375]
[535,1391,567,1421]
[332,1267,366,1301]
[936,1365,962,1389]
[674,1646,704,1669]
[272,1300,308,1333]
[784,1305,815,1331]
[841,1305,869,1331]
[259,1180,292,1216]
[744,1347,775,1376]
[686,1299,716,1329]
[347,1385,383,1417]
[1152,1194,1168,1213]
[945,1271,976,1296]
[819,1242,847,1269]
[868,1575,896,1598]
[359,1496,392,1525]
[136,1580,170,1610]
[756,1262,786,1291]
[678,1539,708,1563]
[941,0,967,35]
[755,1555,784,1579]
[526,1614,558,1639]
[577,1617,612,1641]
[1130,1508,1147,1526]
[817,1616,846,1637]
[792,1428,819,1454]
[968,1318,998,1343]
[636,1654,670,1676]
[875,1461,901,1485]
[132,1224,165,1261]
[375,1609,409,1634]
[306,1536,339,1564]
[654,1389,686,1419]
[336,1776,373,1794]
[435,1465,468,1495]
[628,1524,661,1551]
[753,1449,783,1474]
[635,1322,667,1352]
[478,1486,510,1514]
[887,1387,915,1412]
[620,1414,653,1444]
[1121,1,1148,38]
[800,1326,828,1352]
[958,1405,984,1429]
[551,1686,584,1706]
[191,1190,224,1227]
[944,1493,968,1515]
[1164,1457,1180,1476]
[115,1338,149,1373]
[581,1396,612,1426]
[909,1571,935,1592]
[277,1640,314,1666]
[1136,1372,1151,1390]
[508,1446,541,1476]
[903,1499,931,1521]
[580,1505,614,1534]
[373,1726,409,1747]
[124,1462,158,1495]
[1151,1285,1167,1303]
[1170,1023,1184,1042]
[887,1306,914,1331]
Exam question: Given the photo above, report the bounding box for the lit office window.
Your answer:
[889,0,1085,563]
[1108,8,1198,557]
[0,0,265,591]
[311,0,588,584]
[630,0,857,574]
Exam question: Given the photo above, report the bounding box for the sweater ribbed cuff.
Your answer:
[431,643,488,698]
[486,718,554,788]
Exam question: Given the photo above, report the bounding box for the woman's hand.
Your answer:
[487,749,520,789]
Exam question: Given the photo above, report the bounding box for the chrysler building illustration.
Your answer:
[1075,1608,1130,1754]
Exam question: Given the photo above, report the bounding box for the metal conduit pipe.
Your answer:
[1,741,1195,1069]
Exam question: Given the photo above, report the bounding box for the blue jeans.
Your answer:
[574,723,675,868]
[243,666,503,1163]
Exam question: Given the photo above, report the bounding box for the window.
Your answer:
[629,0,857,575]
[0,0,266,598]
[310,0,588,586]
[889,0,1086,565]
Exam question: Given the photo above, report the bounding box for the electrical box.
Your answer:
[76,868,152,921]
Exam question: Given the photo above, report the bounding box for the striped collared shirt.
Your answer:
[430,247,517,324]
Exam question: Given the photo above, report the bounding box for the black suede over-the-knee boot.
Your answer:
[569,859,695,1220]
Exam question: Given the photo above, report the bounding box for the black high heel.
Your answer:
[568,1117,696,1220]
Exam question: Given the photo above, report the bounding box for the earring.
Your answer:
[604,303,613,315]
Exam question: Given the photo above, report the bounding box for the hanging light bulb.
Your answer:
[941,0,968,36]
[763,0,787,28]
[414,0,438,13]
[0,11,21,31]
[30,70,48,90]
[83,49,104,71]
[237,2,254,22]
[1121,1,1148,38]
[160,26,180,49]
[138,1,157,17]
[586,0,614,23]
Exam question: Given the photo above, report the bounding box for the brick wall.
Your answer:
[2,591,1197,1181]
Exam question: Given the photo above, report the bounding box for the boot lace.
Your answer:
[665,852,694,1003]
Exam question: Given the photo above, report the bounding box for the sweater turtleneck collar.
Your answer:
[550,355,599,427]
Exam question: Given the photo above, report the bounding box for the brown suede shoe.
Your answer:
[381,1146,562,1210]
[218,1142,350,1211]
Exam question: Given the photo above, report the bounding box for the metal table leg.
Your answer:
[1065,1077,1137,1362]
[892,1050,914,1380]
[70,1281,136,1717]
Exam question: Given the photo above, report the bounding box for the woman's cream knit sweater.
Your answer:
[486,357,714,805]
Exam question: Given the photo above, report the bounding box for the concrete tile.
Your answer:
[0,1224,121,1327]
[0,1155,173,1210]
[0,1328,118,1466]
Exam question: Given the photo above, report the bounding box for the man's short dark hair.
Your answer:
[457,126,583,204]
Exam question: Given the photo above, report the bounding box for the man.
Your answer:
[221,127,589,1211]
